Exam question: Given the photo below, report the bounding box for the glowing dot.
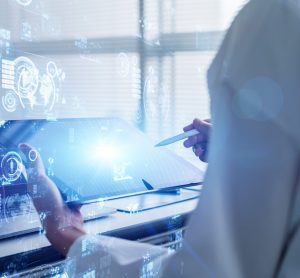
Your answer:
[95,144,118,161]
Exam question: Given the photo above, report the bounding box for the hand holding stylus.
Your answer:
[183,119,211,162]
[155,118,211,162]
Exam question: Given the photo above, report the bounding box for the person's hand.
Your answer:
[19,143,86,257]
[183,119,211,162]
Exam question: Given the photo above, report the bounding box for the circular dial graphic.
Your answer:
[47,61,58,78]
[1,152,24,183]
[2,91,17,112]
[28,149,38,162]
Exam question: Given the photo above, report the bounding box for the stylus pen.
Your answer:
[155,129,200,147]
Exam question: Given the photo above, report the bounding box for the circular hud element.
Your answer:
[47,61,58,78]
[2,91,17,112]
[28,149,38,162]
[1,151,23,183]
[14,56,39,99]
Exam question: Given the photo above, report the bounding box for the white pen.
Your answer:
[155,129,200,147]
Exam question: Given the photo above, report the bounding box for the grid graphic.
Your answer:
[1,59,15,90]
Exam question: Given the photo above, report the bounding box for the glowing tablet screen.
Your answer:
[0,118,203,204]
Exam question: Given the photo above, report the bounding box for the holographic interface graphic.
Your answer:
[1,52,65,117]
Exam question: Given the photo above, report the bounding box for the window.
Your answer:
[0,0,245,164]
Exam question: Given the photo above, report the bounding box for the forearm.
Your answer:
[46,224,86,257]
[65,234,172,277]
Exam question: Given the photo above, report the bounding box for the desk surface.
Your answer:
[0,189,200,259]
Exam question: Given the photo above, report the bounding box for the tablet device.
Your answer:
[0,118,203,204]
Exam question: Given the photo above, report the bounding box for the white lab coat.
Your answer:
[66,0,300,277]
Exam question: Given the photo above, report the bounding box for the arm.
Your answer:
[19,144,170,276]
[19,144,86,256]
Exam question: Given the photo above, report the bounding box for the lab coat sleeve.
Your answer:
[162,0,300,277]
[65,234,172,277]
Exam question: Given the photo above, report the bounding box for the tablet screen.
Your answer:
[0,118,203,204]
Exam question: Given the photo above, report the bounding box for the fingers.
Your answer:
[183,119,208,148]
[192,118,210,133]
[183,134,204,148]
[183,123,194,132]
[192,143,208,162]
[192,144,203,157]
[183,118,208,132]
[18,143,45,181]
[18,143,64,211]
[183,119,211,136]
[18,143,36,163]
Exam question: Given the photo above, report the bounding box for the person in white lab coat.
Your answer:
[19,0,300,276]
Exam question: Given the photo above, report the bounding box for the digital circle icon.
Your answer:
[2,91,17,112]
[28,149,38,162]
[46,61,58,78]
[15,0,32,6]
[1,151,24,183]
[14,56,39,99]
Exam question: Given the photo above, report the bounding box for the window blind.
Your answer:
[0,0,246,164]
[143,0,245,166]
